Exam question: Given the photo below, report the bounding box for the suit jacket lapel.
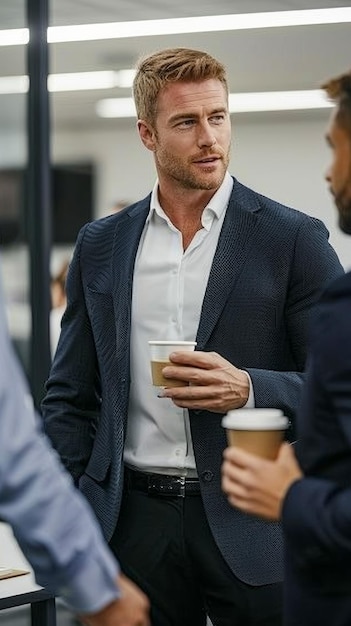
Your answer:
[110,183,261,355]
[112,197,150,362]
[196,180,261,350]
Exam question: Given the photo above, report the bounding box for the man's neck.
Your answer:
[157,186,214,228]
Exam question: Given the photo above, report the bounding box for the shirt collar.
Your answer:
[147,172,233,230]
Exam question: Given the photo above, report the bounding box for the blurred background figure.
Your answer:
[100,200,130,219]
[0,257,150,626]
[110,200,130,213]
[50,258,69,358]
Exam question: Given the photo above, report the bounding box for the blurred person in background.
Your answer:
[110,200,131,214]
[0,262,150,626]
[50,258,69,357]
[222,68,351,626]
[42,48,343,626]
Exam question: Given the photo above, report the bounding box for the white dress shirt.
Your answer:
[124,172,252,476]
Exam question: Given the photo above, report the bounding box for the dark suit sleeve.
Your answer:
[246,216,343,424]
[283,478,351,566]
[283,274,351,566]
[42,225,101,483]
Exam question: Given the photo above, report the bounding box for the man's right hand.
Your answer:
[222,442,303,520]
[78,574,150,626]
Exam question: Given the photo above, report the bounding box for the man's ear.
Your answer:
[137,120,157,151]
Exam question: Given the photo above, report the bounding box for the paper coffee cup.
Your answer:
[222,409,289,460]
[148,340,197,387]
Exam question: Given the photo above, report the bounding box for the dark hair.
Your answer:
[133,47,228,126]
[322,70,351,135]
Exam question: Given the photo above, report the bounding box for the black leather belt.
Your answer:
[125,467,201,497]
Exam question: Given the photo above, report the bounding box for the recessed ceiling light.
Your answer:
[1,8,350,46]
[0,70,135,94]
[96,89,333,118]
[228,90,333,113]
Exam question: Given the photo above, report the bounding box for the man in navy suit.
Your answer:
[42,48,343,626]
[222,69,351,625]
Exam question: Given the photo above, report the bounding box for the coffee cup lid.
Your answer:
[222,409,289,431]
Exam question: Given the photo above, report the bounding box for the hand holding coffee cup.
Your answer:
[222,409,289,460]
[148,340,197,388]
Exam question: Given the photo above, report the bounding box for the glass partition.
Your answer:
[0,2,30,377]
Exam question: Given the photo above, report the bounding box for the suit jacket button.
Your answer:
[201,470,214,483]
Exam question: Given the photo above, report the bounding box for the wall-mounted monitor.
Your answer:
[0,162,94,246]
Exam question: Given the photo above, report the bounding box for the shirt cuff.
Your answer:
[241,371,255,408]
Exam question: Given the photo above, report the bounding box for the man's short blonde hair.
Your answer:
[133,47,228,126]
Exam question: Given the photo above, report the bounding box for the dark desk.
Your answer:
[0,523,56,626]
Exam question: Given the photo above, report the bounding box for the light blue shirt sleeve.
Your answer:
[0,267,120,614]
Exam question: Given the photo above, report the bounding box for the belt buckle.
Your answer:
[148,475,186,497]
[176,476,186,497]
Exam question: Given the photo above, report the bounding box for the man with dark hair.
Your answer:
[42,48,343,626]
[222,69,351,626]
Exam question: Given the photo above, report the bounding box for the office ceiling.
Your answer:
[0,0,350,130]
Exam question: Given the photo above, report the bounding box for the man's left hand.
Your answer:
[161,351,249,413]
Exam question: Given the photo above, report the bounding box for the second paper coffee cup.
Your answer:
[222,409,289,460]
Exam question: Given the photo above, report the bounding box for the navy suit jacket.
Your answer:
[283,271,351,625]
[42,177,343,586]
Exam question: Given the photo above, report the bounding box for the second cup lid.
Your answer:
[222,409,288,431]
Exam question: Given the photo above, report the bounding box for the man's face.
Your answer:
[325,109,351,234]
[138,79,231,192]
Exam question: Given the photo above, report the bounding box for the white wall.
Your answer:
[232,114,350,270]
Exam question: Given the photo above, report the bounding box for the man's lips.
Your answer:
[192,155,221,164]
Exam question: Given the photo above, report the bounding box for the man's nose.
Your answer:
[197,123,216,148]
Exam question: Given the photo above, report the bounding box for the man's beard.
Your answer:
[338,209,351,234]
[155,144,230,191]
[335,188,351,235]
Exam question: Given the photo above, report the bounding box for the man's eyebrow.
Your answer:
[168,112,197,123]
[208,107,228,115]
[168,107,227,123]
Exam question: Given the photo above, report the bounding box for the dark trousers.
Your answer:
[109,485,283,626]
